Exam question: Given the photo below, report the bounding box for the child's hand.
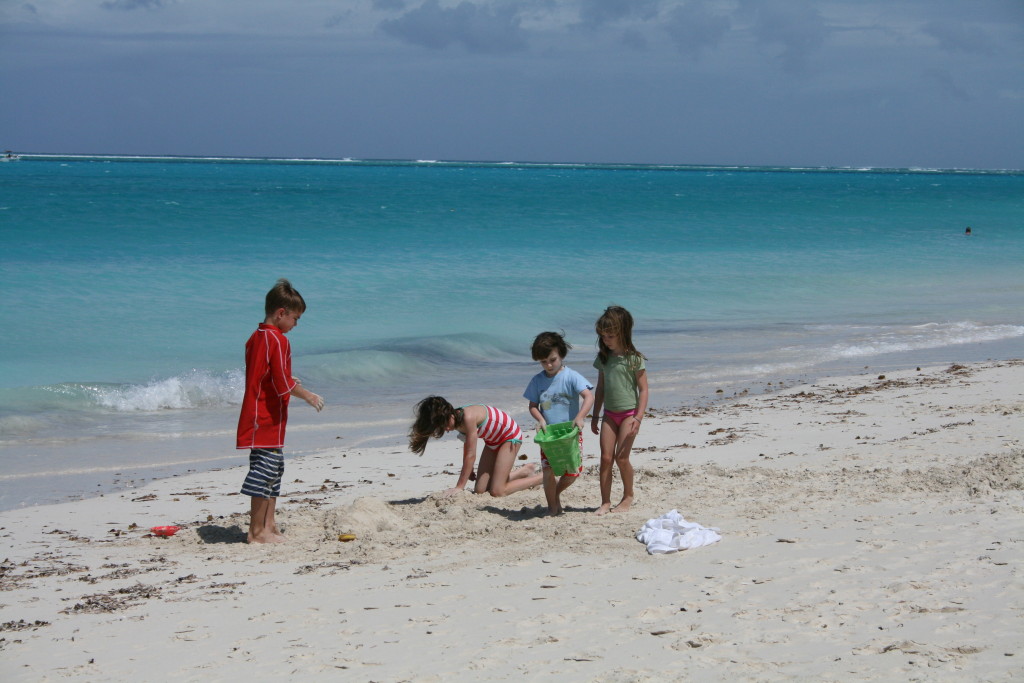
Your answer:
[305,392,325,412]
[573,417,585,432]
[290,384,323,412]
[627,415,642,436]
[442,486,463,498]
[591,416,600,435]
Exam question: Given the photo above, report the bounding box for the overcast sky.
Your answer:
[2,0,1022,168]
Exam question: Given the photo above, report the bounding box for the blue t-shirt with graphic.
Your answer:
[523,367,593,425]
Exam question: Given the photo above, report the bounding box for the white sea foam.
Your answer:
[827,322,1024,359]
[0,415,49,439]
[680,321,1024,383]
[93,370,243,412]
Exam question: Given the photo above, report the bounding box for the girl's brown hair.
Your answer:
[409,396,462,454]
[595,305,646,367]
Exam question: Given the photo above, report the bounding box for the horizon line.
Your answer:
[7,152,1022,174]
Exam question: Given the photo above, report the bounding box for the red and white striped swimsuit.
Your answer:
[473,406,523,448]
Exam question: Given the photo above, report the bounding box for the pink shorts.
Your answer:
[603,408,637,428]
[540,432,584,477]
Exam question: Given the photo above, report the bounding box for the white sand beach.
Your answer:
[2,360,1021,681]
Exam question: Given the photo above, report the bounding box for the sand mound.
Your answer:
[323,496,404,538]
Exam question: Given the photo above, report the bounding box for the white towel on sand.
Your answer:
[636,510,722,554]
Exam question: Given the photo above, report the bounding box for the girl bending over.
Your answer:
[410,396,543,498]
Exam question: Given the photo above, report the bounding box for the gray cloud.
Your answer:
[619,28,648,51]
[744,1,827,72]
[662,1,730,61]
[577,0,660,29]
[325,11,354,29]
[924,68,971,102]
[379,0,527,53]
[101,0,171,10]
[923,19,993,55]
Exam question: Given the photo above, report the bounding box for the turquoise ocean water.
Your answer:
[1,155,1022,510]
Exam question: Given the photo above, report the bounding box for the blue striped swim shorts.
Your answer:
[240,448,284,498]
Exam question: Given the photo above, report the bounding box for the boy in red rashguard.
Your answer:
[237,279,324,543]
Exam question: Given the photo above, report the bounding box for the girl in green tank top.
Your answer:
[590,306,649,516]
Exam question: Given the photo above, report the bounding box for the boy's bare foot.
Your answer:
[594,503,612,516]
[247,531,287,544]
[611,496,633,513]
[546,505,563,516]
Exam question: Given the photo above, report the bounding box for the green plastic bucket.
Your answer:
[534,421,581,476]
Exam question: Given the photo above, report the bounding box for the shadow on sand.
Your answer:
[196,524,247,544]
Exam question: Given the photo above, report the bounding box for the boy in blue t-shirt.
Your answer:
[525,332,594,516]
